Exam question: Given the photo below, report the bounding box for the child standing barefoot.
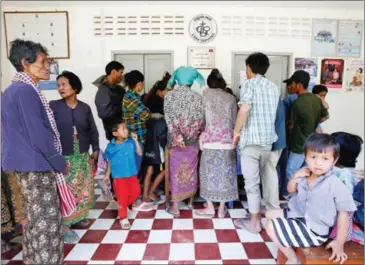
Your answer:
[265,133,357,264]
[104,119,143,229]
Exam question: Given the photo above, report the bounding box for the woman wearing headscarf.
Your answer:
[2,39,75,264]
[50,71,99,242]
[164,66,205,216]
[196,69,238,218]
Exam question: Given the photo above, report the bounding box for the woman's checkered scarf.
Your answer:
[12,72,76,217]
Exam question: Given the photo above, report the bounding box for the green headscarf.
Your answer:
[167,66,205,88]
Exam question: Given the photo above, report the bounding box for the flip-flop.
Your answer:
[166,207,180,217]
[244,214,265,229]
[153,197,165,206]
[64,230,80,243]
[194,208,215,218]
[132,201,154,212]
[218,207,228,218]
[187,204,194,210]
[234,219,261,234]
[78,219,91,227]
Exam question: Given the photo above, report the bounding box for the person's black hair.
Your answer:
[143,72,171,105]
[245,52,270,75]
[111,119,126,132]
[304,133,340,160]
[331,132,363,168]
[359,68,363,74]
[124,70,144,89]
[312,84,328,95]
[105,61,124,76]
[57,71,83,94]
[225,87,234,96]
[207,68,227,89]
[8,39,49,72]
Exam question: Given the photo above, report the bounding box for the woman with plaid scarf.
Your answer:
[2,39,75,264]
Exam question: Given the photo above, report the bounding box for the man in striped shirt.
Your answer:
[233,52,280,234]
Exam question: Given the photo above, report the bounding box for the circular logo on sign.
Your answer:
[189,14,218,43]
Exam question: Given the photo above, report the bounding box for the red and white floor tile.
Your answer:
[2,179,281,265]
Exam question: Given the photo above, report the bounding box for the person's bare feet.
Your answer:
[148,192,157,201]
[78,219,91,227]
[195,207,215,217]
[187,197,194,209]
[234,218,261,233]
[218,206,227,218]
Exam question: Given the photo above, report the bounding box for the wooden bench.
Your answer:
[277,241,364,264]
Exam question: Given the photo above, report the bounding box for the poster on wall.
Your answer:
[320,58,344,89]
[39,59,59,90]
[294,58,318,92]
[311,19,338,57]
[187,47,215,69]
[344,59,364,91]
[337,20,363,57]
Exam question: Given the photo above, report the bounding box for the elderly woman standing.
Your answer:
[50,71,99,242]
[1,39,72,264]
[164,66,205,216]
[195,69,238,218]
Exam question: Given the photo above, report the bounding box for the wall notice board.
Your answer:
[4,11,70,59]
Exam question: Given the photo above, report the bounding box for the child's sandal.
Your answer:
[120,218,131,230]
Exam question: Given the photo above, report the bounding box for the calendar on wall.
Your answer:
[4,11,70,59]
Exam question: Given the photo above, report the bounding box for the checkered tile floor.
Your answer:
[2,178,281,265]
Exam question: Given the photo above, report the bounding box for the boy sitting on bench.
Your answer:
[265,133,357,264]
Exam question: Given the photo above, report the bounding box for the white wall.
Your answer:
[1,1,364,169]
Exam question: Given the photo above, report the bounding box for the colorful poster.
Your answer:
[39,59,59,90]
[345,59,364,91]
[294,58,318,92]
[320,59,344,89]
[337,20,363,57]
[311,19,338,57]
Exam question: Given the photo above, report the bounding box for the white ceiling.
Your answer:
[1,1,364,10]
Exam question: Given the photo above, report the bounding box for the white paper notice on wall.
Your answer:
[239,70,247,84]
[4,11,70,59]
[187,47,215,69]
[337,20,363,58]
[311,19,338,57]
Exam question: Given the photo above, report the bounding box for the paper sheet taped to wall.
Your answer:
[187,47,215,69]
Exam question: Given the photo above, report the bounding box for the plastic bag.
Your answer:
[97,150,107,171]
[96,179,113,201]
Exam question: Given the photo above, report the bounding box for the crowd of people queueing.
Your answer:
[1,38,364,265]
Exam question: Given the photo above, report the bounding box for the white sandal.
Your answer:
[120,218,131,230]
[132,201,154,212]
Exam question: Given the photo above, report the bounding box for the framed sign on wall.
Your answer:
[4,11,70,59]
[187,46,215,69]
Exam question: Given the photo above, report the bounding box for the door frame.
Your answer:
[111,50,174,73]
[231,51,294,96]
